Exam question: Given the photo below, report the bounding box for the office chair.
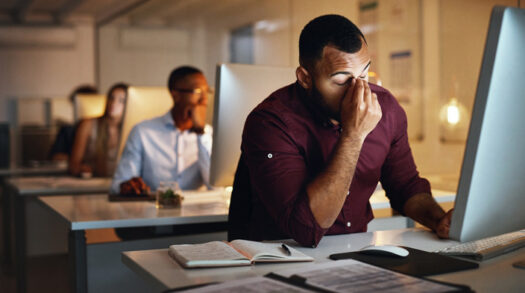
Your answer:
[227,156,253,241]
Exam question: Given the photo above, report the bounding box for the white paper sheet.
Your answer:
[275,259,460,293]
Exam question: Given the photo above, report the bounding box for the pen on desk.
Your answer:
[281,243,292,256]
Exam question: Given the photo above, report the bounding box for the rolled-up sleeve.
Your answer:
[380,102,431,214]
[242,110,328,247]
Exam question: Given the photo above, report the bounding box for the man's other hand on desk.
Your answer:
[436,209,453,239]
[120,177,151,195]
[403,193,453,239]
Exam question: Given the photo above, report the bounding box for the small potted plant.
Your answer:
[156,182,183,209]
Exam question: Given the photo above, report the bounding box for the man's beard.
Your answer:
[308,82,340,122]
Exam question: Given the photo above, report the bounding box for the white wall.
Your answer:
[2,0,512,178]
[99,0,360,94]
[0,20,96,123]
[201,0,296,83]
[410,0,517,176]
[440,0,516,112]
[98,24,194,92]
[192,0,511,177]
[289,0,360,67]
[437,0,517,143]
[194,0,360,85]
[409,0,464,177]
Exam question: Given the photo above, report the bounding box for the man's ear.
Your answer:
[296,66,312,90]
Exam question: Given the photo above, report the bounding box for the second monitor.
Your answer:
[210,64,296,187]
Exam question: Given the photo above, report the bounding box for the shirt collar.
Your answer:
[161,110,195,135]
[161,110,176,128]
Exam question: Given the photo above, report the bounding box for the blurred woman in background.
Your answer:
[49,84,98,161]
[69,83,128,177]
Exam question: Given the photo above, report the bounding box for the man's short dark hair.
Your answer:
[299,14,366,70]
[68,85,98,103]
[167,66,203,91]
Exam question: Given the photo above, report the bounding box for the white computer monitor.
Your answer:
[209,64,296,187]
[118,87,173,160]
[450,6,525,242]
[73,94,107,121]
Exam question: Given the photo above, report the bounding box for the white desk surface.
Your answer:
[122,228,524,293]
[6,176,111,196]
[424,173,459,193]
[35,186,455,231]
[369,188,455,209]
[0,165,67,177]
[37,189,231,230]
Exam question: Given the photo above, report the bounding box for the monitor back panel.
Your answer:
[74,94,107,122]
[118,87,173,160]
[210,64,296,187]
[451,7,525,242]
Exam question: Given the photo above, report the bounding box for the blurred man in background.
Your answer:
[111,66,212,195]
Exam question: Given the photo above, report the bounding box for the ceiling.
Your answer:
[0,0,260,26]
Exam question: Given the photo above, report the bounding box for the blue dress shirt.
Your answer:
[111,111,212,193]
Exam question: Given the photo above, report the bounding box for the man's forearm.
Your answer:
[403,193,446,232]
[307,132,364,228]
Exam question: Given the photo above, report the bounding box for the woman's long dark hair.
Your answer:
[102,83,129,118]
[94,83,128,176]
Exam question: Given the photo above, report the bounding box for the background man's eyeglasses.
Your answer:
[173,88,214,97]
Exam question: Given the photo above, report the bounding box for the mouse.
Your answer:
[357,245,409,257]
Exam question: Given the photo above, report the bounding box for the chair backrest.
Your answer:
[227,156,252,241]
[0,123,9,168]
[117,86,173,160]
[74,94,107,121]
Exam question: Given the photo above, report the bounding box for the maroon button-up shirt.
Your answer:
[234,82,430,247]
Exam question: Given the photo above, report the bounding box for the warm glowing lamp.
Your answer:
[368,71,382,86]
[439,96,470,142]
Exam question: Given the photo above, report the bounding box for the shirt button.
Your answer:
[267,153,273,159]
[346,221,351,228]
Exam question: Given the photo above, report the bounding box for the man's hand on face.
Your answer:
[339,78,382,140]
[189,103,206,134]
[436,209,453,239]
[174,88,207,134]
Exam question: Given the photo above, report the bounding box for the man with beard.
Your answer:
[111,66,212,195]
[229,15,452,247]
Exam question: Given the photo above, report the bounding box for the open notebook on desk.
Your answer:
[168,240,313,268]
